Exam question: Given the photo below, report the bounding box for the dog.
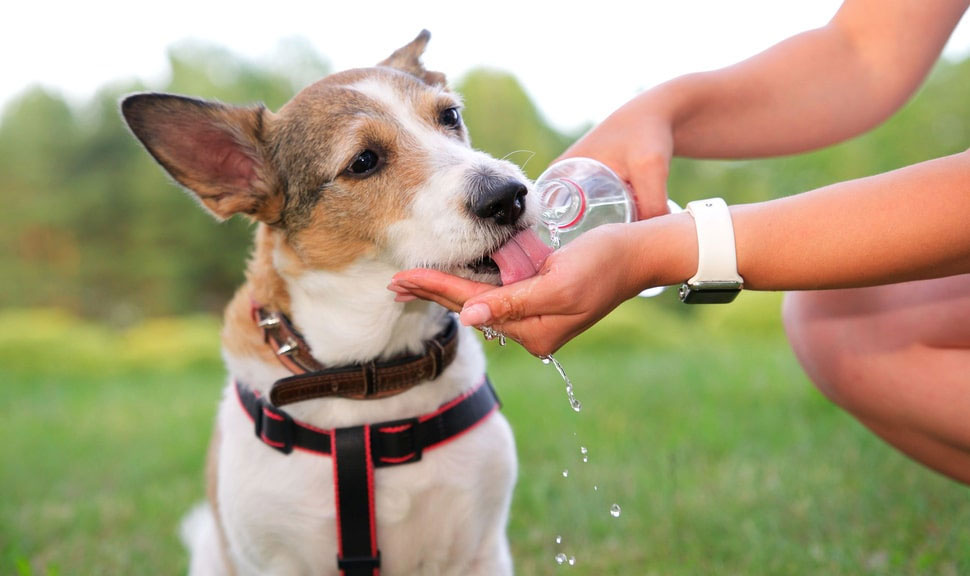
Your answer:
[122,30,551,575]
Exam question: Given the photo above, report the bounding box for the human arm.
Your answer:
[391,148,970,356]
[566,0,970,217]
[388,0,970,355]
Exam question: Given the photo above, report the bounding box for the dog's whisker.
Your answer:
[501,149,537,170]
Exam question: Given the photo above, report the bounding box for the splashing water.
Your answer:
[542,355,582,412]
[568,556,577,566]
[562,469,569,478]
[580,446,588,463]
[555,535,562,545]
[555,553,567,565]
[610,503,622,518]
[480,326,506,346]
[547,221,562,250]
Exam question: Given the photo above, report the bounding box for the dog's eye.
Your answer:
[347,150,380,176]
[438,107,462,129]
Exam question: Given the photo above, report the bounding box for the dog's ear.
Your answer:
[121,93,283,223]
[379,29,446,86]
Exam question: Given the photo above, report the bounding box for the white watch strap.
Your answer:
[686,198,743,286]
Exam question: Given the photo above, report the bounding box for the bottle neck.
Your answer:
[538,177,586,229]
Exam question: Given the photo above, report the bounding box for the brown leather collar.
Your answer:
[252,304,459,406]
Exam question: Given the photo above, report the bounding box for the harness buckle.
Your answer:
[254,399,295,454]
[372,416,423,467]
[337,551,381,572]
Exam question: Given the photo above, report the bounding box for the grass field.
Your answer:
[2,294,968,575]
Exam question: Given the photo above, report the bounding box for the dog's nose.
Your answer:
[470,180,527,226]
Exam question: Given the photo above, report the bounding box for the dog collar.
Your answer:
[252,303,459,406]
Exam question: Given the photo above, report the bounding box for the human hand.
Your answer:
[389,223,649,357]
[559,95,675,219]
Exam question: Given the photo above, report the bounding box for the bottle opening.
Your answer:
[539,178,585,229]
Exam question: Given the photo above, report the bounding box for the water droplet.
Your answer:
[498,334,506,346]
[541,356,552,365]
[593,485,598,491]
[580,446,588,462]
[582,455,588,463]
[568,556,576,566]
[555,553,567,565]
[610,503,622,518]
[545,221,562,250]
[562,469,569,478]
[555,535,562,545]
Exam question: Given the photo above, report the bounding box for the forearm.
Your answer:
[644,0,968,158]
[631,149,970,292]
[735,149,970,290]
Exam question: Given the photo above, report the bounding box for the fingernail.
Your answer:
[460,303,492,326]
[394,293,418,302]
[389,279,418,290]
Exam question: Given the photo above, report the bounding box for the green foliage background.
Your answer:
[2,40,970,575]
[2,41,967,322]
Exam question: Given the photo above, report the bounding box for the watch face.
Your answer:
[679,284,742,304]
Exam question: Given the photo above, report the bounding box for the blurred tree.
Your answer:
[0,46,967,321]
[456,68,578,179]
[0,42,329,322]
[667,57,970,207]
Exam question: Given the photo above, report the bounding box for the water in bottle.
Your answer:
[534,157,678,296]
[534,157,638,249]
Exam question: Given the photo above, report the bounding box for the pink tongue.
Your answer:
[490,229,553,285]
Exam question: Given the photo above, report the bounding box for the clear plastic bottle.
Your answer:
[534,157,679,296]
[534,157,637,249]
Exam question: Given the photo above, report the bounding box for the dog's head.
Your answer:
[121,30,548,286]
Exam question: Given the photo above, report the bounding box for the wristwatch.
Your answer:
[679,198,744,304]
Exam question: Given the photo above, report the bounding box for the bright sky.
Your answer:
[5,1,970,131]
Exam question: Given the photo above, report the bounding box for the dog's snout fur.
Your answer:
[467,169,528,226]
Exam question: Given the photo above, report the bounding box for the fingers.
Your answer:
[390,267,595,357]
[390,268,537,326]
[628,151,672,219]
[389,268,496,314]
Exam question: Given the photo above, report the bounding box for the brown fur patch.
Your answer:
[222,226,292,361]
[262,68,458,272]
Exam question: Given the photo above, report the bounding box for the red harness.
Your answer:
[236,306,500,576]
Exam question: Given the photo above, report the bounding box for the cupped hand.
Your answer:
[389,223,646,357]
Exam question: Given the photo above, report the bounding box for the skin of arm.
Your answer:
[389,0,970,356]
[564,0,970,217]
[393,148,970,356]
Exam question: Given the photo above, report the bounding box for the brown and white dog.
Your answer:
[122,31,550,575]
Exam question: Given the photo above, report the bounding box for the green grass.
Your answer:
[2,296,968,575]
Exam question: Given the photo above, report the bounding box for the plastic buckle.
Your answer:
[372,417,422,467]
[337,551,381,573]
[254,400,295,454]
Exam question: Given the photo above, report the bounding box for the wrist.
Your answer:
[679,198,744,303]
[627,212,698,295]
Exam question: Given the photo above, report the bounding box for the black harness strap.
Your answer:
[234,377,501,574]
[333,426,379,576]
